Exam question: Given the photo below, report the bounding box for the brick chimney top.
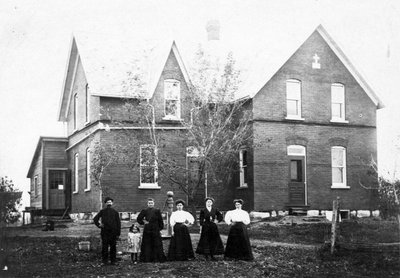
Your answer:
[206,20,220,41]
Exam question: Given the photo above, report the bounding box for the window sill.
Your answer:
[138,185,161,190]
[84,189,91,192]
[330,119,349,124]
[285,116,305,121]
[162,116,182,122]
[84,121,91,126]
[72,191,79,194]
[331,186,350,189]
[237,185,249,190]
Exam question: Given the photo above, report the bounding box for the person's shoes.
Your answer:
[2,265,8,271]
[134,261,137,265]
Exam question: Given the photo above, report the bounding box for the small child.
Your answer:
[127,223,141,264]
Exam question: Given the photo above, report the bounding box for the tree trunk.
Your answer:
[188,197,198,225]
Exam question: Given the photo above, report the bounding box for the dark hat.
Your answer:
[204,197,215,203]
[175,199,185,206]
[104,197,113,203]
[233,198,243,205]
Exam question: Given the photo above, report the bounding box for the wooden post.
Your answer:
[331,196,340,254]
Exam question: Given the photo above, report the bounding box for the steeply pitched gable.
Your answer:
[57,33,191,122]
[235,24,384,109]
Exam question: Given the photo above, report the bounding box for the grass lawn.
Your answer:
[1,218,399,277]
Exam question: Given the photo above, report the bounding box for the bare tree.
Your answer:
[90,140,120,210]
[359,157,400,230]
[98,46,256,219]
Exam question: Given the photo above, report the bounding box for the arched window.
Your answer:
[331,83,346,122]
[85,84,90,123]
[85,148,91,191]
[239,149,248,187]
[164,79,181,120]
[73,93,78,130]
[74,153,79,193]
[331,146,347,188]
[286,79,302,119]
[139,145,159,188]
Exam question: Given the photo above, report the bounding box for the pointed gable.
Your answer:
[236,24,384,109]
[57,32,191,123]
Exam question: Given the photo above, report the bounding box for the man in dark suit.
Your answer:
[93,197,121,265]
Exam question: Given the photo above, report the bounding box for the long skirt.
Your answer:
[224,222,253,261]
[196,222,224,256]
[167,223,195,261]
[140,225,166,262]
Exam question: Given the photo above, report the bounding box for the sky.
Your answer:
[0,0,399,207]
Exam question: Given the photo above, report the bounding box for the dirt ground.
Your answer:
[1,217,399,277]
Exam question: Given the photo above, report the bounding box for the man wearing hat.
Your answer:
[93,197,121,265]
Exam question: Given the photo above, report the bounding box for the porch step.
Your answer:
[286,205,310,216]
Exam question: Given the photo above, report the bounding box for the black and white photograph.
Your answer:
[0,0,399,277]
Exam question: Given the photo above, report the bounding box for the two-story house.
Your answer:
[27,24,383,216]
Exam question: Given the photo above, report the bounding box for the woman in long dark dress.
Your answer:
[137,198,166,262]
[167,199,195,261]
[224,199,253,261]
[196,197,224,260]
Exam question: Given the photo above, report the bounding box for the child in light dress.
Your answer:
[127,223,141,264]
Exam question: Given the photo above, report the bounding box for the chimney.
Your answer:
[206,20,220,41]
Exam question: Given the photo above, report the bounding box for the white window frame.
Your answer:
[33,175,38,197]
[85,148,91,192]
[73,93,78,130]
[239,149,248,187]
[139,144,160,189]
[330,83,348,123]
[331,146,348,188]
[163,79,181,120]
[85,84,90,125]
[285,79,304,120]
[74,153,79,193]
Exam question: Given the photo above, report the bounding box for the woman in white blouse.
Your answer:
[224,199,253,261]
[167,199,195,261]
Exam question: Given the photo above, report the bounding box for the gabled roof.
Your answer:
[58,23,384,123]
[58,32,191,122]
[26,136,68,178]
[235,24,384,109]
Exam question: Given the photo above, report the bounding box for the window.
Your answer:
[33,175,38,196]
[290,160,303,181]
[331,83,346,122]
[239,149,248,187]
[331,146,347,188]
[74,93,78,130]
[85,84,90,123]
[164,79,181,119]
[49,170,64,190]
[85,148,91,191]
[139,145,159,188]
[74,153,79,193]
[286,79,303,119]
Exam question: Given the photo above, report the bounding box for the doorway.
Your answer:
[287,145,307,206]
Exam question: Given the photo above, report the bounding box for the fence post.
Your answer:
[331,196,340,254]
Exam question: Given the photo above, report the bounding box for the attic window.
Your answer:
[164,79,181,120]
[285,79,304,120]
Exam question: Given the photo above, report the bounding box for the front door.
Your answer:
[288,157,305,205]
[49,170,66,209]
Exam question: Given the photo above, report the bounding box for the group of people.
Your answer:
[93,196,253,265]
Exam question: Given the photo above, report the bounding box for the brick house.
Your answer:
[27,24,383,215]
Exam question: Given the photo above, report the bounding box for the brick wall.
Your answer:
[249,30,378,211]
